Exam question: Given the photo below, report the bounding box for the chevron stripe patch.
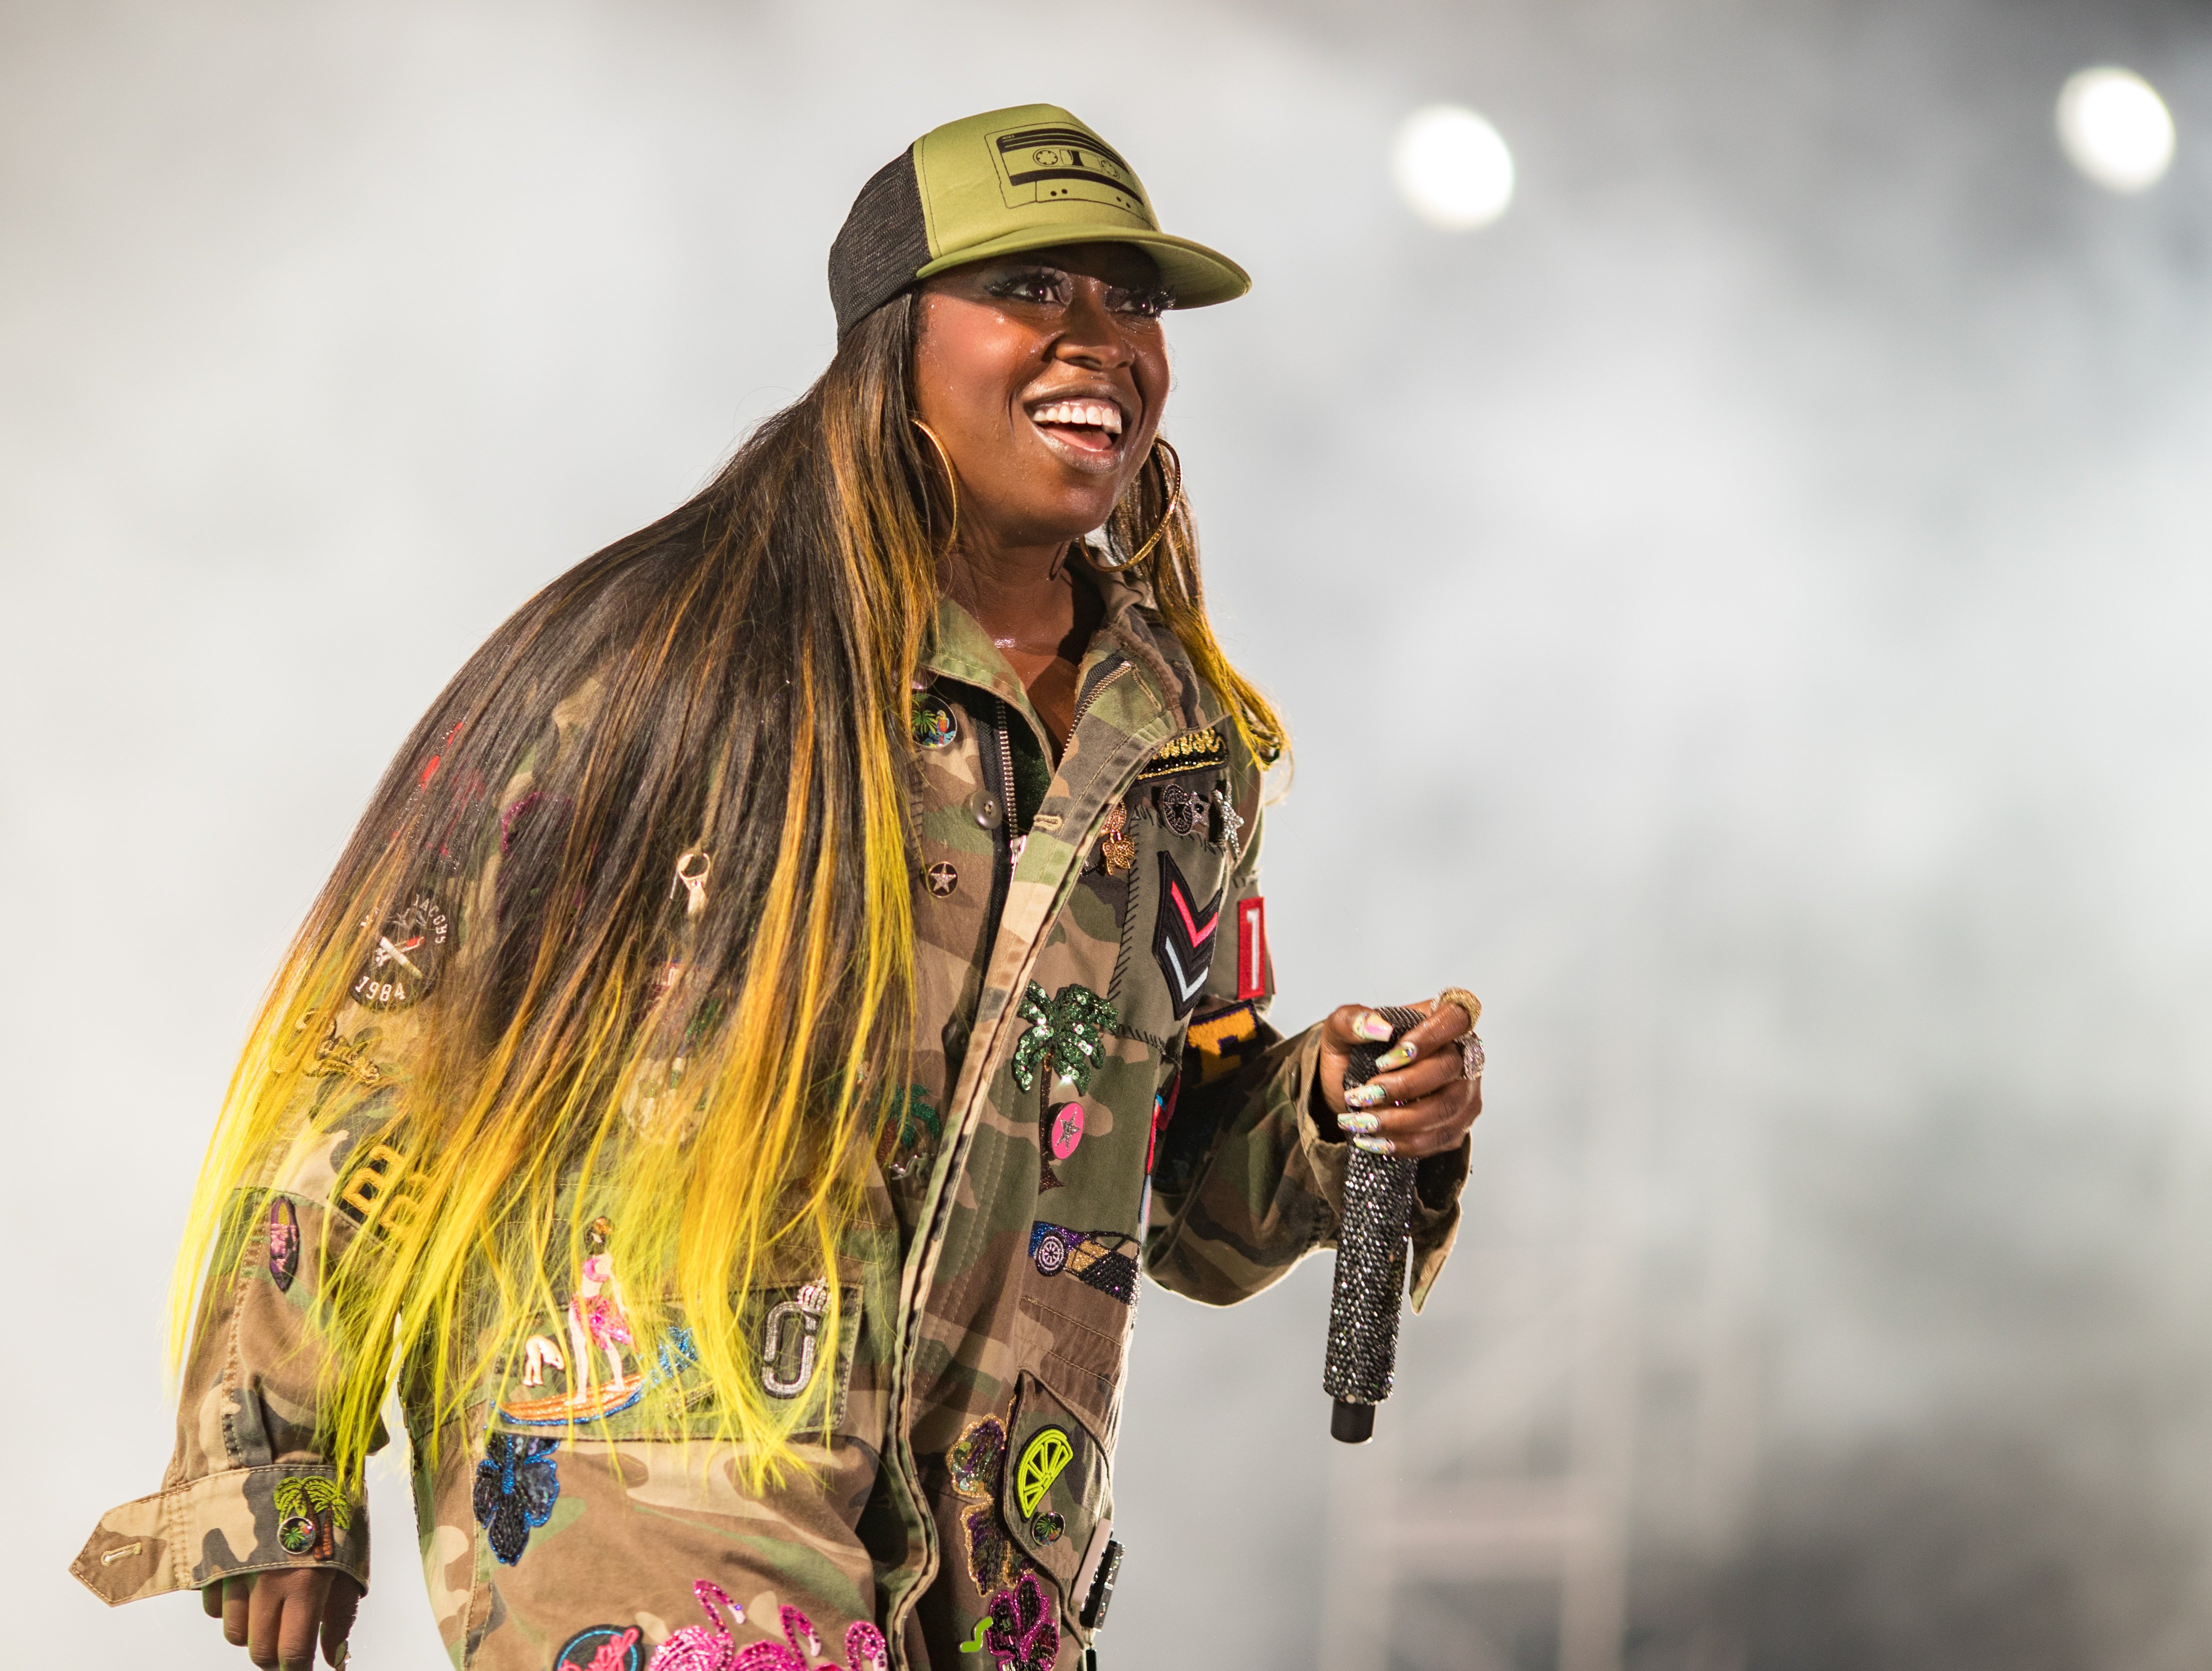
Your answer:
[1153,851,1222,1020]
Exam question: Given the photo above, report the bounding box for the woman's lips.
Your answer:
[1026,397,1128,472]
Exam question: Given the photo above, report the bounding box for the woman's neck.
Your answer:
[941,535,1103,750]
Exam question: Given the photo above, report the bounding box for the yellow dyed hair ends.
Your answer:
[169,292,1279,1492]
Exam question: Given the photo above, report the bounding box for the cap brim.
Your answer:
[915,225,1251,310]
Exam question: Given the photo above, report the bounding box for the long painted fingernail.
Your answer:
[1345,1082,1386,1109]
[1340,1111,1379,1134]
[1375,1039,1417,1071]
[1353,1135,1395,1155]
[1355,1011,1394,1042]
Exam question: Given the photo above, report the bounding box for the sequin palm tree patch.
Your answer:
[272,1476,349,1559]
[1012,982,1119,1190]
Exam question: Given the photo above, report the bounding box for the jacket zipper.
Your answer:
[885,655,1137,1662]
[1001,656,1129,868]
[995,696,1022,861]
[978,700,1015,960]
[1065,655,1128,743]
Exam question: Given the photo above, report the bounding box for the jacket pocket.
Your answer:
[482,1263,864,1441]
[999,1368,1114,1637]
[1016,1237,1137,1447]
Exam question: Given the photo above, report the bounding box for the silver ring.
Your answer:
[1459,1034,1485,1081]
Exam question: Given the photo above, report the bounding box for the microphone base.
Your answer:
[1330,1398,1376,1444]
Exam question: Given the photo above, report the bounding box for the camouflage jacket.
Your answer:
[73,561,1467,1670]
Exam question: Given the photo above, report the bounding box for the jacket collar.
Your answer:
[917,549,1226,739]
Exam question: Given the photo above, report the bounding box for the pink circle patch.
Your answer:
[1049,1102,1086,1161]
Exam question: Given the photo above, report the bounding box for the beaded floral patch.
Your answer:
[472,1432,559,1565]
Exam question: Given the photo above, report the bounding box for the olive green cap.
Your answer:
[827,103,1251,337]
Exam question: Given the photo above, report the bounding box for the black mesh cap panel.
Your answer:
[828,149,932,339]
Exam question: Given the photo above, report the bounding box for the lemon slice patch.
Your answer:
[1015,1426,1074,1518]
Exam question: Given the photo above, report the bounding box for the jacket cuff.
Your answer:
[72,1465,369,1605]
[1289,1025,1350,1229]
[1406,1141,1468,1313]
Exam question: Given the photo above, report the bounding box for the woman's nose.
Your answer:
[1052,284,1137,369]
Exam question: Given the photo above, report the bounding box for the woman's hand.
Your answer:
[1316,999,1483,1158]
[202,1569,359,1669]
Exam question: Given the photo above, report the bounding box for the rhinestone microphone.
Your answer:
[1324,1004,1424,1443]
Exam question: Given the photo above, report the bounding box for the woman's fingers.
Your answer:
[1367,999,1468,1076]
[199,1550,357,1663]
[1343,1047,1463,1111]
[1343,1078,1483,1158]
[1315,1004,1387,1113]
[276,1569,332,1669]
[321,1573,362,1667]
[1316,994,1483,1151]
[1334,995,1482,1159]
[222,1575,252,1646]
[246,1570,285,1665]
[214,1568,339,1669]
[1318,1003,1392,1052]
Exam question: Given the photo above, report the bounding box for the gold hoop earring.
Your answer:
[910,419,960,558]
[1096,438,1183,571]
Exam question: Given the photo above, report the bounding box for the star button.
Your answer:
[925,862,959,898]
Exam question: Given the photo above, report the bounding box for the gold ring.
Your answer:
[1435,987,1482,1038]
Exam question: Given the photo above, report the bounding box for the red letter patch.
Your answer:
[1236,897,1268,1000]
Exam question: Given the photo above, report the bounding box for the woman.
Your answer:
[74,104,1484,1671]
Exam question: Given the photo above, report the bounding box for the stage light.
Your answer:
[2057,67,2175,193]
[1391,104,1515,230]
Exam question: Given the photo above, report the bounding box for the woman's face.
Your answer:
[913,243,1172,555]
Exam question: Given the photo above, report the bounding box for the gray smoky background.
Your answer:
[8,1,2212,1667]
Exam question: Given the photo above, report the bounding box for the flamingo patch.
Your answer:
[554,1625,643,1671]
[1152,851,1222,1020]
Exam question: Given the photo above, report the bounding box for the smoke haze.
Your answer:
[8,2,2212,1665]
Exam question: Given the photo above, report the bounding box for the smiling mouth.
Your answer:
[1027,397,1128,468]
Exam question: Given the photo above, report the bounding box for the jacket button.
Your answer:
[969,791,1003,830]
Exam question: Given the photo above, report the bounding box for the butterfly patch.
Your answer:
[1152,851,1222,1020]
[473,1432,559,1565]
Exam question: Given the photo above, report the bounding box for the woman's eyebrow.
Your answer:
[982,262,1068,286]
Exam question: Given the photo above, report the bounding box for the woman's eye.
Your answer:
[987,271,1069,305]
[1113,289,1172,319]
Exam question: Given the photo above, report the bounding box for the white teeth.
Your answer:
[1032,400,1124,437]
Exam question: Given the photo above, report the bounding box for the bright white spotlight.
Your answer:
[2057,67,2175,193]
[1392,104,1515,230]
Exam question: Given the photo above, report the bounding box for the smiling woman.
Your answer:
[72,103,1484,1671]
[915,243,1176,743]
